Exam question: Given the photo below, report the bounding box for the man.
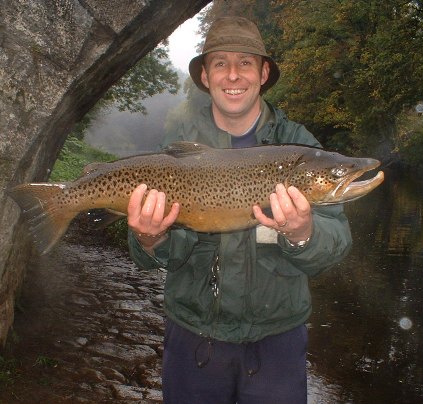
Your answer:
[127,17,352,403]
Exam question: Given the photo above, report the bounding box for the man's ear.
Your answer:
[200,65,210,90]
[261,60,270,86]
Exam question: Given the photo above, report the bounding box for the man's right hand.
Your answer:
[127,184,180,250]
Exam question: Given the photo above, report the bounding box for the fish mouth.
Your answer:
[328,165,384,204]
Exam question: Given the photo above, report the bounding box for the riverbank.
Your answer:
[0,222,165,403]
[0,221,342,403]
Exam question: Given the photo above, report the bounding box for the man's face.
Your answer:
[201,51,270,120]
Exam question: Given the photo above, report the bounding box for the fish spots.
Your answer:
[54,144,354,227]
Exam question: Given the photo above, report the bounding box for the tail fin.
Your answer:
[8,183,78,255]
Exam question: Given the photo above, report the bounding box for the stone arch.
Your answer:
[0,0,211,345]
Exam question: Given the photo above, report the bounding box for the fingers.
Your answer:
[141,189,164,230]
[254,183,313,241]
[127,184,179,236]
[252,205,275,228]
[162,202,180,229]
[273,184,311,220]
[127,184,148,227]
[286,185,311,217]
[270,184,290,227]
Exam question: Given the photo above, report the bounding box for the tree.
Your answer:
[195,0,423,162]
[103,43,180,114]
[266,0,423,155]
[72,42,179,140]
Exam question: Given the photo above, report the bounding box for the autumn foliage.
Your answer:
[200,0,423,166]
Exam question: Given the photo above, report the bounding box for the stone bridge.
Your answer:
[0,0,210,345]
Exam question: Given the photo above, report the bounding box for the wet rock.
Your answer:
[107,326,120,335]
[86,342,157,365]
[121,332,164,348]
[111,300,153,312]
[103,281,137,293]
[111,384,145,400]
[100,367,127,383]
[154,294,165,303]
[111,384,164,403]
[137,366,163,389]
[76,337,89,346]
[68,292,101,306]
[79,367,106,383]
[136,311,165,328]
[144,389,163,402]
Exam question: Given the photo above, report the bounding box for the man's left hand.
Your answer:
[253,183,313,243]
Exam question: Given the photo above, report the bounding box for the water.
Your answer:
[308,168,423,403]
[1,168,421,402]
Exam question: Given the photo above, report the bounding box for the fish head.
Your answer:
[286,148,384,204]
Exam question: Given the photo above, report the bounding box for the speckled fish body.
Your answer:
[8,141,384,254]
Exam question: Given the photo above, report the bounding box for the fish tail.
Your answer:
[8,183,77,255]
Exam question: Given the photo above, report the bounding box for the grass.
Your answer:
[50,136,116,182]
[34,355,58,368]
[50,136,129,248]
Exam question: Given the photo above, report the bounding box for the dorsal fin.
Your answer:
[164,141,211,157]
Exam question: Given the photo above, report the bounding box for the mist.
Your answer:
[86,72,189,157]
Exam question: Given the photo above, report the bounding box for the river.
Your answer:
[308,167,423,403]
[0,168,421,403]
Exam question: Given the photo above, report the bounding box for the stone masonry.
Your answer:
[0,0,211,345]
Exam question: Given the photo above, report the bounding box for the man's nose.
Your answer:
[227,64,240,81]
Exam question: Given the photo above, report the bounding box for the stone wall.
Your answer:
[0,0,211,346]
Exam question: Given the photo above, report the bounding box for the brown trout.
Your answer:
[8,141,384,254]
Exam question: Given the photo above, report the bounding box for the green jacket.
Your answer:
[128,99,352,343]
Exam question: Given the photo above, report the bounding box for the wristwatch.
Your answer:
[285,236,310,248]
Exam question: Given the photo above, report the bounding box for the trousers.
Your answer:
[162,319,308,404]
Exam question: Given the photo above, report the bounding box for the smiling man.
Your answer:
[127,17,352,403]
[200,51,269,134]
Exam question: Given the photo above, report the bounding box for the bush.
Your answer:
[49,137,116,182]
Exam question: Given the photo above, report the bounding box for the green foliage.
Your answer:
[50,137,129,246]
[201,0,423,163]
[103,45,180,114]
[269,0,423,154]
[106,220,129,250]
[73,42,180,143]
[49,137,116,182]
[34,356,58,368]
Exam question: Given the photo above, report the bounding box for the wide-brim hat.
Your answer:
[189,16,280,93]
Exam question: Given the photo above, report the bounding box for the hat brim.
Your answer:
[189,53,280,94]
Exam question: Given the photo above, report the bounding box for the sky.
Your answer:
[168,15,202,72]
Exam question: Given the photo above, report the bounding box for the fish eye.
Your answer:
[331,167,348,177]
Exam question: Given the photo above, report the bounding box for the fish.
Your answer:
[8,141,384,254]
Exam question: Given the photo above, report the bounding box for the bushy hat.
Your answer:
[189,16,280,93]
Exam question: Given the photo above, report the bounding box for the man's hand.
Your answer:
[127,184,180,249]
[253,183,313,243]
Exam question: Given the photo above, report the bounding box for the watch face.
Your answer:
[286,237,310,248]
